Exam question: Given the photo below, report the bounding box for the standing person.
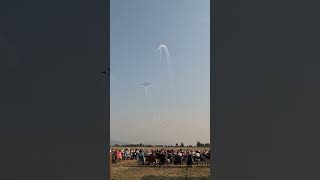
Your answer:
[187,153,193,167]
[131,149,137,160]
[113,149,118,162]
[139,149,145,165]
[117,149,122,162]
[124,149,129,160]
[194,151,201,165]
[135,149,139,161]
[159,151,166,165]
[127,148,131,159]
[111,149,116,164]
[167,150,173,164]
[121,149,125,161]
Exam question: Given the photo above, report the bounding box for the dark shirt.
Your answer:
[187,155,193,165]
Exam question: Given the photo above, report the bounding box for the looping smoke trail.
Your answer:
[157,43,175,88]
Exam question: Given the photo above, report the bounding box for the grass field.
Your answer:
[111,160,210,180]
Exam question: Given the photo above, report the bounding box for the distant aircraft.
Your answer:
[141,81,151,87]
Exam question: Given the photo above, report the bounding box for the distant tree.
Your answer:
[197,141,205,147]
[114,144,119,147]
[204,143,210,147]
[139,143,142,147]
[176,143,179,147]
[180,142,184,147]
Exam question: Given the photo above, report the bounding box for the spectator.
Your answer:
[187,153,193,166]
[138,149,145,165]
[117,150,122,162]
[195,151,201,158]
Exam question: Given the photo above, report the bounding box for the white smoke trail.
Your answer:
[143,86,156,123]
[144,87,151,104]
[147,87,168,128]
[146,87,153,104]
[157,43,175,88]
[142,85,168,128]
[158,44,171,65]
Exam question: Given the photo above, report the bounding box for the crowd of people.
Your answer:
[110,148,210,166]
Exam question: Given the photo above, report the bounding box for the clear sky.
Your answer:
[111,0,210,146]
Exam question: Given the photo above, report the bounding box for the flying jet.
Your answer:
[141,81,151,87]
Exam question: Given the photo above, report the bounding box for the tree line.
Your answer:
[111,141,210,148]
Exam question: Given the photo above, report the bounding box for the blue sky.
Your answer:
[111,0,210,145]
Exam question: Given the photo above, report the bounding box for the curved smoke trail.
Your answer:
[157,44,175,88]
[144,86,152,104]
[143,86,156,123]
[142,84,168,128]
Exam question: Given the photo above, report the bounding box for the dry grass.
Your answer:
[112,166,210,180]
[111,160,210,180]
